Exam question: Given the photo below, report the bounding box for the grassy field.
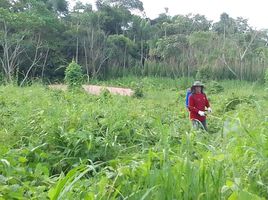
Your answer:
[0,77,267,199]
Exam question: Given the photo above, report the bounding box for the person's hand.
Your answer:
[198,111,205,116]
[207,107,212,113]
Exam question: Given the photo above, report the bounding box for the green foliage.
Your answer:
[188,31,216,48]
[99,88,112,100]
[196,65,213,81]
[107,34,136,60]
[133,82,144,98]
[103,0,144,11]
[0,78,267,199]
[223,95,256,112]
[178,77,194,90]
[64,60,83,89]
[265,67,268,85]
[207,81,224,94]
[1,0,268,82]
[48,164,98,200]
[153,34,187,60]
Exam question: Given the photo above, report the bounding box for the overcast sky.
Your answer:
[70,0,268,30]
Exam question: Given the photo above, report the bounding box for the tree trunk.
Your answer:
[20,34,43,86]
[90,29,96,79]
[140,40,143,67]
[41,48,49,81]
[76,22,80,63]
[0,20,25,83]
[83,39,90,82]
[123,43,127,71]
[238,30,258,80]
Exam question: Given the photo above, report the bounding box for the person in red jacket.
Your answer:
[188,81,212,131]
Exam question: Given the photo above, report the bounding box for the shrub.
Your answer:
[100,88,112,100]
[208,81,224,94]
[64,60,83,89]
[133,82,144,98]
[196,65,213,81]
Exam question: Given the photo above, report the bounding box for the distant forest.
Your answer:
[1,0,268,84]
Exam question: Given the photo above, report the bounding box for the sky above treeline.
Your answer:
[69,0,268,30]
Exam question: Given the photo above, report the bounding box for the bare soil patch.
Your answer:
[48,84,134,96]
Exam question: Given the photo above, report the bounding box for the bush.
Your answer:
[207,81,224,94]
[99,88,112,100]
[133,82,144,98]
[64,60,83,89]
[224,96,255,112]
[196,65,213,81]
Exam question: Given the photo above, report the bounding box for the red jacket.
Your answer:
[188,93,210,122]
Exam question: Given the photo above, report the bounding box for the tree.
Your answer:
[72,1,92,13]
[97,0,144,11]
[45,0,69,14]
[151,34,188,76]
[213,12,240,37]
[126,16,151,66]
[107,34,136,70]
[0,0,65,84]
[97,4,132,35]
[81,13,109,79]
[191,14,211,32]
[0,0,11,9]
[0,8,38,83]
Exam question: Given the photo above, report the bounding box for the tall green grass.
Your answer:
[0,78,267,199]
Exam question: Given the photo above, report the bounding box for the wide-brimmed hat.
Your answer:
[191,81,204,88]
[191,81,204,92]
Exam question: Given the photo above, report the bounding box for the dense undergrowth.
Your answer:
[0,77,267,199]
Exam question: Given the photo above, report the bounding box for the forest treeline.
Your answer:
[1,0,268,84]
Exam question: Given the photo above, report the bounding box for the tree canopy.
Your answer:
[0,0,267,83]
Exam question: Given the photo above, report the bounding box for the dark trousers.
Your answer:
[192,119,207,131]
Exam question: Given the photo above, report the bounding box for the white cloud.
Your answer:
[69,0,268,29]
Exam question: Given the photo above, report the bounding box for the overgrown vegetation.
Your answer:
[1,0,267,199]
[64,60,83,89]
[0,77,267,199]
[207,81,224,94]
[133,82,144,98]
